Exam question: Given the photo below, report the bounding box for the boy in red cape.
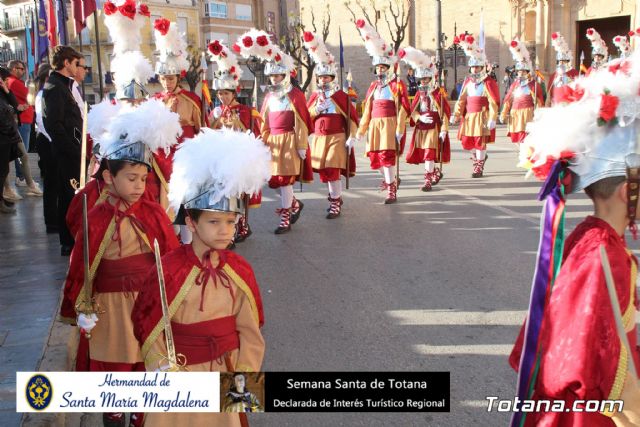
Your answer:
[208,39,263,243]
[354,19,410,204]
[235,30,313,233]
[510,53,640,427]
[133,128,269,426]
[451,33,499,179]
[59,102,180,427]
[499,39,544,144]
[399,47,450,192]
[303,31,359,218]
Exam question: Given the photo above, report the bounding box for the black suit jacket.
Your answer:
[42,71,82,161]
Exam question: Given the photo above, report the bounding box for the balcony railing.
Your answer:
[0,15,27,32]
[0,48,25,64]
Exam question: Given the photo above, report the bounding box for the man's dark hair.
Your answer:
[584,176,626,200]
[187,209,203,222]
[36,64,52,91]
[95,159,148,179]
[0,66,11,80]
[50,45,82,71]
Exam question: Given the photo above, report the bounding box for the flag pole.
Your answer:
[93,12,104,101]
[78,30,85,98]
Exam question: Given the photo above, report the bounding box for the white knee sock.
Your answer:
[280,185,294,208]
[425,160,435,173]
[327,180,342,199]
[382,166,394,184]
[476,149,486,161]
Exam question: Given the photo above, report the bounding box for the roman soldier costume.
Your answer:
[499,38,544,144]
[235,29,313,234]
[547,32,579,106]
[208,39,262,242]
[303,31,358,218]
[354,19,410,204]
[399,46,450,191]
[586,27,608,74]
[452,33,500,178]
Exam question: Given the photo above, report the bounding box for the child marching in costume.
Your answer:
[354,19,410,204]
[451,33,500,179]
[151,18,203,218]
[510,50,640,427]
[132,128,268,427]
[303,31,359,218]
[499,38,543,145]
[59,102,181,427]
[547,32,579,106]
[399,47,450,192]
[235,29,313,234]
[586,27,609,74]
[208,39,262,242]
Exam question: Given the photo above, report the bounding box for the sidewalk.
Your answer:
[0,154,70,426]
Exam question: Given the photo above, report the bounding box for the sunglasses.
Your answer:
[14,67,24,70]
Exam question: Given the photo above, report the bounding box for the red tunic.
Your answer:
[547,69,579,105]
[510,216,639,426]
[406,88,451,164]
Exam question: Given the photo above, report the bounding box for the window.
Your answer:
[205,2,227,19]
[236,4,251,21]
[177,17,188,39]
[83,54,93,83]
[206,32,229,46]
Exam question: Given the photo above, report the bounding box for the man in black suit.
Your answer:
[42,45,83,256]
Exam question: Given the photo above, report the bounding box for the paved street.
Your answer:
[1,127,605,426]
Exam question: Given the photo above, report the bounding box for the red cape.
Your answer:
[261,87,314,183]
[307,90,360,126]
[510,216,639,426]
[60,198,180,322]
[231,102,263,136]
[132,245,264,353]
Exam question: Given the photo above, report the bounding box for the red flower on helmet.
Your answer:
[511,40,518,48]
[118,0,137,19]
[356,19,365,28]
[153,18,170,36]
[266,49,272,56]
[551,32,558,40]
[453,36,460,44]
[138,4,150,17]
[466,36,474,44]
[628,31,635,37]
[229,66,236,73]
[208,41,223,56]
[398,49,406,59]
[586,28,594,36]
[256,35,269,46]
[303,32,314,43]
[615,36,621,42]
[232,43,241,53]
[274,53,282,62]
[598,90,619,125]
[242,36,253,48]
[103,1,117,15]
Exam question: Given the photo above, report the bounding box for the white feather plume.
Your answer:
[509,38,530,64]
[551,32,571,58]
[87,100,122,144]
[586,28,608,57]
[168,128,271,213]
[154,20,190,72]
[613,35,631,56]
[302,31,335,66]
[99,99,182,157]
[103,3,146,55]
[208,40,242,80]
[458,33,486,63]
[399,46,432,70]
[235,29,275,60]
[111,50,154,89]
[356,20,391,58]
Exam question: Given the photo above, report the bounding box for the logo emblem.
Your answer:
[26,374,53,410]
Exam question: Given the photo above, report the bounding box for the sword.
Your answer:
[153,239,184,371]
[80,102,88,189]
[345,70,353,190]
[75,194,99,339]
[600,245,638,378]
